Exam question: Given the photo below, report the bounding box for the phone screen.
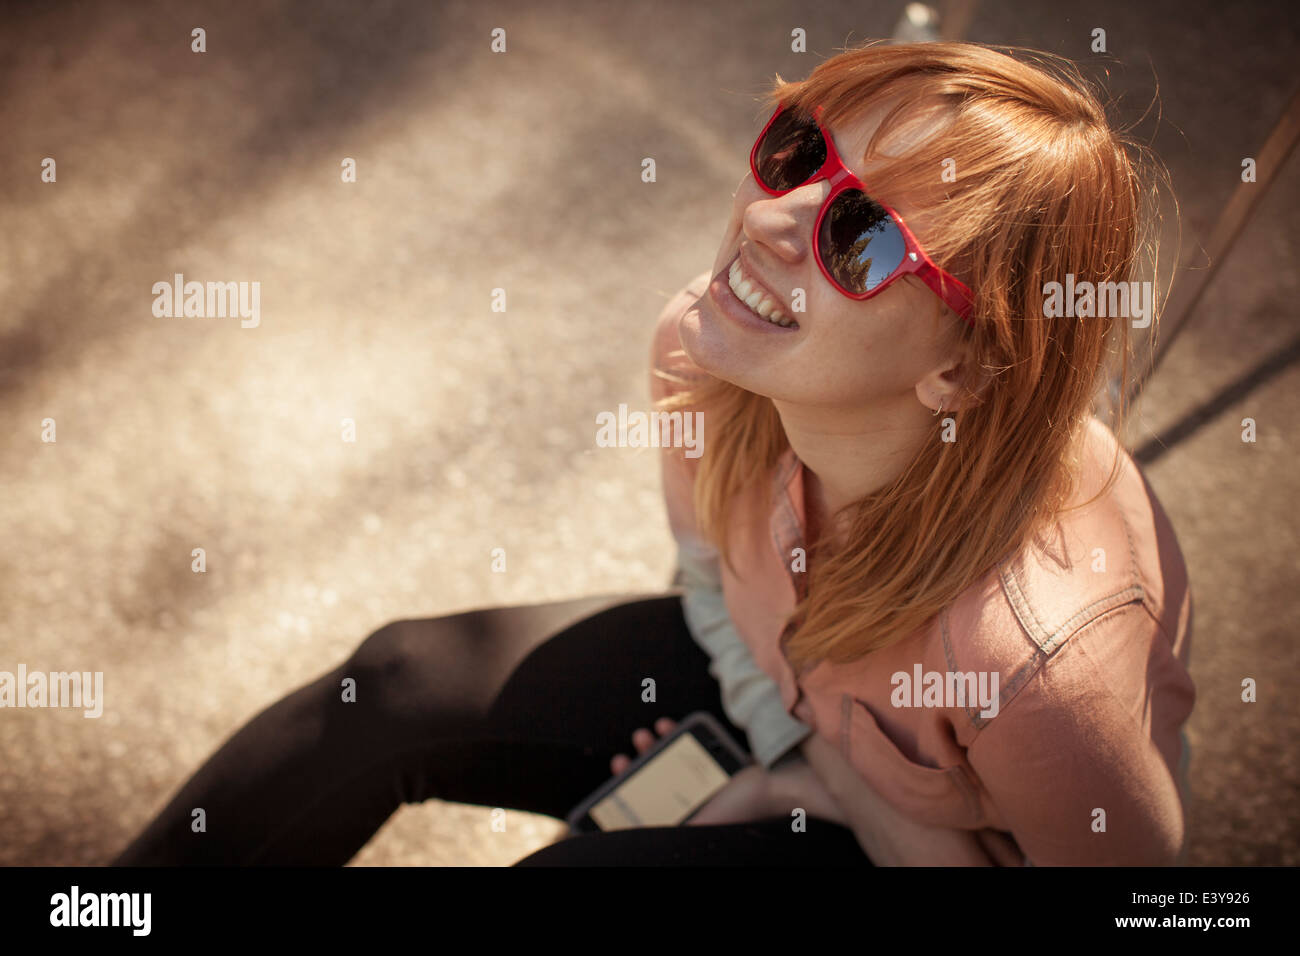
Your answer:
[588,731,731,830]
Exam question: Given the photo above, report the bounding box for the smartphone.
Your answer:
[565,711,752,835]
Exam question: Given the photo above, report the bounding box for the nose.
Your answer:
[739,177,830,265]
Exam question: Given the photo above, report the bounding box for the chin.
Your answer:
[680,301,779,399]
[678,298,735,381]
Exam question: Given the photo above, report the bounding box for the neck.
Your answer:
[772,395,932,548]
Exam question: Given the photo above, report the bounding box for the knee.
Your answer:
[343,619,442,712]
[344,614,490,720]
[348,620,412,679]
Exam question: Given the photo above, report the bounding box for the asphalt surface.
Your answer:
[0,0,1297,866]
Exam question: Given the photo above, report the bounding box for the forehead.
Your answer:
[820,95,953,232]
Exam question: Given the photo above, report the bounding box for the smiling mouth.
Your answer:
[727,258,797,328]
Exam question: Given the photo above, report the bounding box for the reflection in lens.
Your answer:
[819,190,906,293]
[755,109,826,191]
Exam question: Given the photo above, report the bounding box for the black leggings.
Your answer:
[112,593,871,866]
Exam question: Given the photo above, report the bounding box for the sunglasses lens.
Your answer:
[818,189,907,295]
[754,109,826,191]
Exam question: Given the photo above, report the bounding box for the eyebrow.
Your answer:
[823,118,876,184]
[822,121,884,201]
[822,119,923,221]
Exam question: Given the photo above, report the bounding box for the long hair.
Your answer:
[653,40,1172,673]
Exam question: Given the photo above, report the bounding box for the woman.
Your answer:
[114,40,1193,867]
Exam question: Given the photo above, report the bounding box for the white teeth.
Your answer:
[727,258,794,327]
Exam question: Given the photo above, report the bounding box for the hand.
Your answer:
[764,753,848,827]
[608,716,679,777]
[863,799,994,866]
[797,733,993,866]
[685,764,776,826]
[608,717,777,826]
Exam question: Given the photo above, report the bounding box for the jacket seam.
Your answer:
[1135,594,1182,655]
[999,582,1145,719]
[843,692,985,822]
[963,599,1149,747]
[1000,558,1049,649]
[942,609,1045,732]
[1113,478,1159,621]
[1001,555,1146,656]
[1044,585,1146,654]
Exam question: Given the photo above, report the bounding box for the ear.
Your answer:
[915,346,990,414]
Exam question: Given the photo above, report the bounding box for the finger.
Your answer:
[685,794,731,826]
[685,800,720,825]
[632,727,655,753]
[654,717,677,736]
[610,754,630,776]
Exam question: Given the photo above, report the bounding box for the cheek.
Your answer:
[800,314,878,391]
[809,293,880,356]
[801,296,918,392]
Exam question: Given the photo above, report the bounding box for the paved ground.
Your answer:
[0,0,1297,866]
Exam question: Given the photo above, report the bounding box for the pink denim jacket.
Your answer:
[651,272,1195,866]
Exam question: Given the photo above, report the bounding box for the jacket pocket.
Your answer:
[841,695,983,828]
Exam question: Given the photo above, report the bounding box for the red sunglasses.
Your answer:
[749,103,976,325]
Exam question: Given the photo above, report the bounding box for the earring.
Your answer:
[932,398,943,417]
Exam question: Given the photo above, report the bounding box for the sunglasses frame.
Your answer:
[749,103,976,325]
